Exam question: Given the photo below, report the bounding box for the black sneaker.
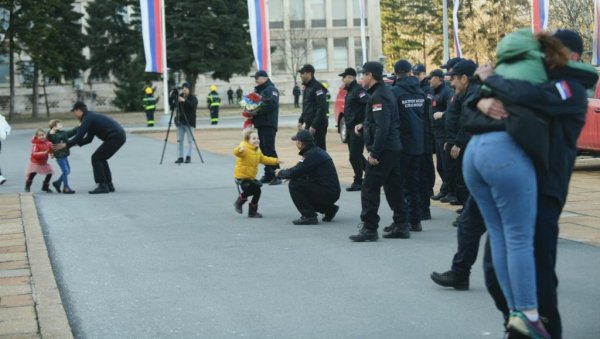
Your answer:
[107,182,115,192]
[89,184,110,194]
[349,223,379,242]
[410,223,423,232]
[322,205,339,222]
[431,192,445,200]
[430,270,470,290]
[345,182,362,192]
[52,180,61,193]
[269,178,282,185]
[440,194,457,204]
[382,223,411,239]
[292,216,319,225]
[185,156,191,163]
[174,157,184,164]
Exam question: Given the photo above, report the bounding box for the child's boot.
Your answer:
[25,173,35,192]
[234,195,247,214]
[248,203,263,218]
[52,180,62,193]
[41,175,53,193]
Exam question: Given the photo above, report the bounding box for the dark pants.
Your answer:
[483,195,562,339]
[419,152,435,214]
[444,144,467,203]
[444,143,458,196]
[210,107,219,124]
[434,137,447,193]
[346,128,365,184]
[289,177,338,218]
[361,150,405,229]
[238,179,262,204]
[399,152,421,225]
[145,109,155,125]
[91,134,126,185]
[228,96,234,105]
[294,96,300,108]
[450,195,486,275]
[257,127,279,180]
[310,125,327,151]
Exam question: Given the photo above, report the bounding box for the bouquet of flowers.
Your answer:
[240,92,262,128]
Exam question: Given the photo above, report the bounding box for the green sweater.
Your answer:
[47,127,78,158]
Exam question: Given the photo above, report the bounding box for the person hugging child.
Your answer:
[25,128,54,193]
[233,128,280,218]
[47,119,79,193]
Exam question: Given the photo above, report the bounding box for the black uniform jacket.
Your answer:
[299,78,328,128]
[277,143,341,197]
[343,80,369,130]
[445,84,480,149]
[176,95,198,127]
[67,110,125,148]
[392,76,426,155]
[253,79,279,129]
[431,84,453,139]
[363,82,402,159]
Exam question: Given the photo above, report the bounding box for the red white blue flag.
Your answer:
[247,0,271,72]
[453,0,462,58]
[593,0,600,65]
[140,0,164,73]
[531,0,549,33]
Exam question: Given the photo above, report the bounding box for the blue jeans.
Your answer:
[56,157,71,188]
[463,131,538,311]
[177,125,194,158]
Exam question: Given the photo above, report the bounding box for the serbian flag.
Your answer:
[140,0,164,73]
[593,0,600,65]
[453,0,462,58]
[532,0,549,33]
[247,0,271,72]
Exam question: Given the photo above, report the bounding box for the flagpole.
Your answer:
[160,0,169,114]
[443,0,449,62]
[359,0,367,64]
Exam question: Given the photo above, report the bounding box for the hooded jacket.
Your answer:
[392,76,426,155]
[233,141,278,180]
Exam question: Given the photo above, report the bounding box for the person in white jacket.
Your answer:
[0,113,11,184]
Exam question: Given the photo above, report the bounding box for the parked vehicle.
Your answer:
[578,80,600,154]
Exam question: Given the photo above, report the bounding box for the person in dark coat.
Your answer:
[171,81,198,164]
[252,70,281,185]
[292,84,301,108]
[297,64,329,150]
[54,101,126,194]
[338,67,368,192]
[429,69,453,200]
[227,87,234,105]
[276,130,341,225]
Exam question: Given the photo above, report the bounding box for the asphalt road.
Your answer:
[1,128,599,339]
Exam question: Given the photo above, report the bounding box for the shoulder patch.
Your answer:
[427,94,434,100]
[272,91,278,96]
[359,92,367,98]
[316,90,324,96]
[554,81,572,100]
[372,103,383,111]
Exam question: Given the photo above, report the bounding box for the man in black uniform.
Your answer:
[227,87,234,105]
[252,70,282,185]
[429,69,453,200]
[348,61,407,242]
[338,67,368,192]
[292,84,301,108]
[55,101,126,194]
[276,130,341,225]
[297,64,329,150]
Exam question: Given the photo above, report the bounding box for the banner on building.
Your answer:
[140,0,164,73]
[453,0,462,58]
[532,0,549,33]
[248,0,271,72]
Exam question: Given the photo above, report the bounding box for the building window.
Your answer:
[312,39,328,70]
[354,37,369,67]
[310,0,325,28]
[332,0,347,27]
[353,0,368,27]
[269,0,284,29]
[290,0,305,28]
[334,38,348,69]
[0,55,8,85]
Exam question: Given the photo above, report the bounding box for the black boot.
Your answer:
[52,180,62,193]
[349,223,379,242]
[25,173,35,192]
[382,222,411,239]
[234,196,247,214]
[185,156,191,163]
[248,203,262,218]
[41,175,53,193]
[322,204,339,222]
[430,270,470,290]
[292,216,318,225]
[89,183,110,194]
[174,157,184,164]
[107,182,115,192]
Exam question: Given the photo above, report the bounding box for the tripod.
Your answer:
[160,94,204,164]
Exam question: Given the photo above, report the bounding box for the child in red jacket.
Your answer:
[25,128,55,192]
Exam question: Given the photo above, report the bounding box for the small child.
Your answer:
[25,129,54,193]
[47,119,79,194]
[233,128,279,218]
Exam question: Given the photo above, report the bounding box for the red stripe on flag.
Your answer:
[259,0,269,71]
[532,0,541,32]
[153,0,163,73]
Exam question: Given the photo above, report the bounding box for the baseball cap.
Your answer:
[338,67,357,77]
[553,29,584,56]
[181,81,191,89]
[446,60,478,77]
[291,129,314,142]
[361,61,384,78]
[297,64,316,74]
[252,70,269,78]
[412,64,426,74]
[394,59,412,73]
[441,57,464,70]
[430,69,445,78]
[70,101,87,112]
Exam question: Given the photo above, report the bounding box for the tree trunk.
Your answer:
[8,0,15,120]
[43,78,50,117]
[32,65,39,118]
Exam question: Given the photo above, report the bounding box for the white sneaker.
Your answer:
[0,175,6,185]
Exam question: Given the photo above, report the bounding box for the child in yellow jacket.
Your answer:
[233,128,279,217]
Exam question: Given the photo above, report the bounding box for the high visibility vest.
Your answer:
[143,96,156,110]
[207,92,221,107]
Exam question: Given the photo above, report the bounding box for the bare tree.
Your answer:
[272,27,312,85]
[549,0,594,62]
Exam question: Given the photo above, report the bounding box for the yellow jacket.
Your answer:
[233,141,278,179]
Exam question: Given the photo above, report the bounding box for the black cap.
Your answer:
[430,69,445,78]
[291,129,314,142]
[181,81,191,89]
[252,70,269,78]
[297,64,316,74]
[338,67,357,77]
[70,101,87,112]
[553,29,583,56]
[412,64,426,74]
[361,61,384,78]
[446,60,478,77]
[394,59,412,73]
[441,57,464,70]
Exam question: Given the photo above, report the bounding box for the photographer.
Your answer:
[171,82,198,164]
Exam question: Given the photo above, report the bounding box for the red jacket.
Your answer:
[30,136,53,165]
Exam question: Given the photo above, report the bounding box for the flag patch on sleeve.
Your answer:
[316,90,324,96]
[372,103,383,111]
[359,92,367,98]
[555,81,572,100]
[272,91,278,96]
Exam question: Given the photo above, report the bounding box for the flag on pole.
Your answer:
[452,0,462,58]
[532,0,549,33]
[593,0,600,65]
[140,0,164,73]
[247,0,271,72]
[359,0,367,65]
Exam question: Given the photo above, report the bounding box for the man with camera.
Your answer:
[170,82,198,164]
